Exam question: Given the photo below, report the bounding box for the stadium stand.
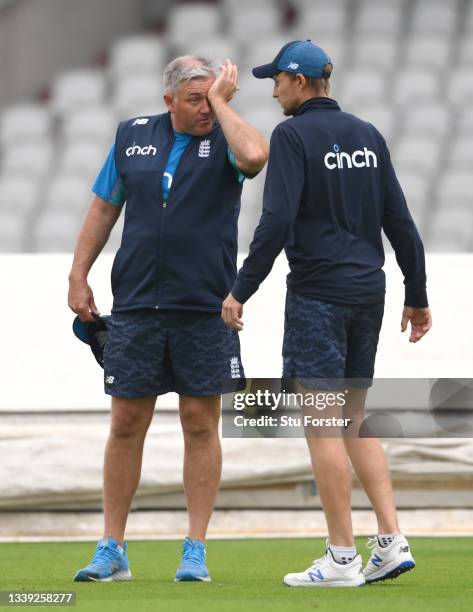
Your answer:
[394,136,442,176]
[177,35,240,67]
[109,35,167,80]
[114,74,166,121]
[0,0,472,253]
[394,71,439,106]
[228,7,282,42]
[0,104,51,146]
[62,106,116,145]
[50,69,108,118]
[410,0,459,35]
[352,37,399,71]
[402,104,451,139]
[167,3,222,45]
[292,3,347,36]
[1,142,53,179]
[342,70,386,105]
[355,0,405,36]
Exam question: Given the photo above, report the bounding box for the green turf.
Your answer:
[0,537,471,612]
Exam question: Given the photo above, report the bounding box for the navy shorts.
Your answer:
[103,310,245,398]
[282,291,384,389]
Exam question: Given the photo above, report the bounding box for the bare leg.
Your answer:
[103,395,156,545]
[306,436,355,546]
[179,395,221,542]
[297,382,355,547]
[343,387,400,534]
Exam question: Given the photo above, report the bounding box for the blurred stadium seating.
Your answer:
[0,0,472,253]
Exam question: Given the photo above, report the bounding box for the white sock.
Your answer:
[328,544,357,564]
[377,533,398,548]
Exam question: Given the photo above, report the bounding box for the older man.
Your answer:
[69,55,268,582]
[222,40,432,587]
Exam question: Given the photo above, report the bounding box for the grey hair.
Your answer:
[163,55,217,95]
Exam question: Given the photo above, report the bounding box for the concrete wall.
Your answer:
[0,253,471,412]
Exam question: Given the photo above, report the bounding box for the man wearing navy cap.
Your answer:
[222,40,432,587]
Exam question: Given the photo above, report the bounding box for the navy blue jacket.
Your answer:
[111,112,243,312]
[232,97,428,308]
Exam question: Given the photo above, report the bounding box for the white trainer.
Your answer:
[363,534,415,584]
[284,549,365,588]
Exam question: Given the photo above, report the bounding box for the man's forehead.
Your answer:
[178,77,215,95]
[273,72,288,82]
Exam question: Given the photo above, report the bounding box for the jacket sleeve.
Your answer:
[231,124,304,304]
[382,143,428,308]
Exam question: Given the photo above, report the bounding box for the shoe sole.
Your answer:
[284,578,365,588]
[74,569,132,582]
[365,560,415,584]
[174,575,211,583]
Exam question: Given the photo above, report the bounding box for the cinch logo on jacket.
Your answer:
[324,144,377,170]
[126,142,157,157]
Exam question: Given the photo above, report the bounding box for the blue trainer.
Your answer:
[74,537,131,582]
[175,537,211,582]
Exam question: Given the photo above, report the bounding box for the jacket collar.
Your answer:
[294,97,341,116]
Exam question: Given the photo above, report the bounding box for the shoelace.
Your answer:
[366,536,378,550]
[182,544,204,566]
[307,554,329,571]
[90,544,118,567]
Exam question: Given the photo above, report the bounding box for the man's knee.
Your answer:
[110,415,141,438]
[342,387,368,424]
[110,397,154,438]
[180,398,220,438]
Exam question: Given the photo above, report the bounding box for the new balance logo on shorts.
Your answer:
[324,144,377,170]
[105,376,115,384]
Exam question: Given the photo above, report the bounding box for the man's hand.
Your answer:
[68,275,100,322]
[208,59,239,106]
[401,306,432,343]
[222,293,244,331]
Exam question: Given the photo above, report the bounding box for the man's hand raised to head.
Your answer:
[222,293,244,331]
[401,306,432,343]
[208,59,239,106]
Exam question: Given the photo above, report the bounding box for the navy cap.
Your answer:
[73,314,110,368]
[252,40,332,79]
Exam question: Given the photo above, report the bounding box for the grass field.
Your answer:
[1,537,471,612]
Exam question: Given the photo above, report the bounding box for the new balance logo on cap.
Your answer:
[126,142,157,157]
[324,144,378,170]
[287,62,299,69]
